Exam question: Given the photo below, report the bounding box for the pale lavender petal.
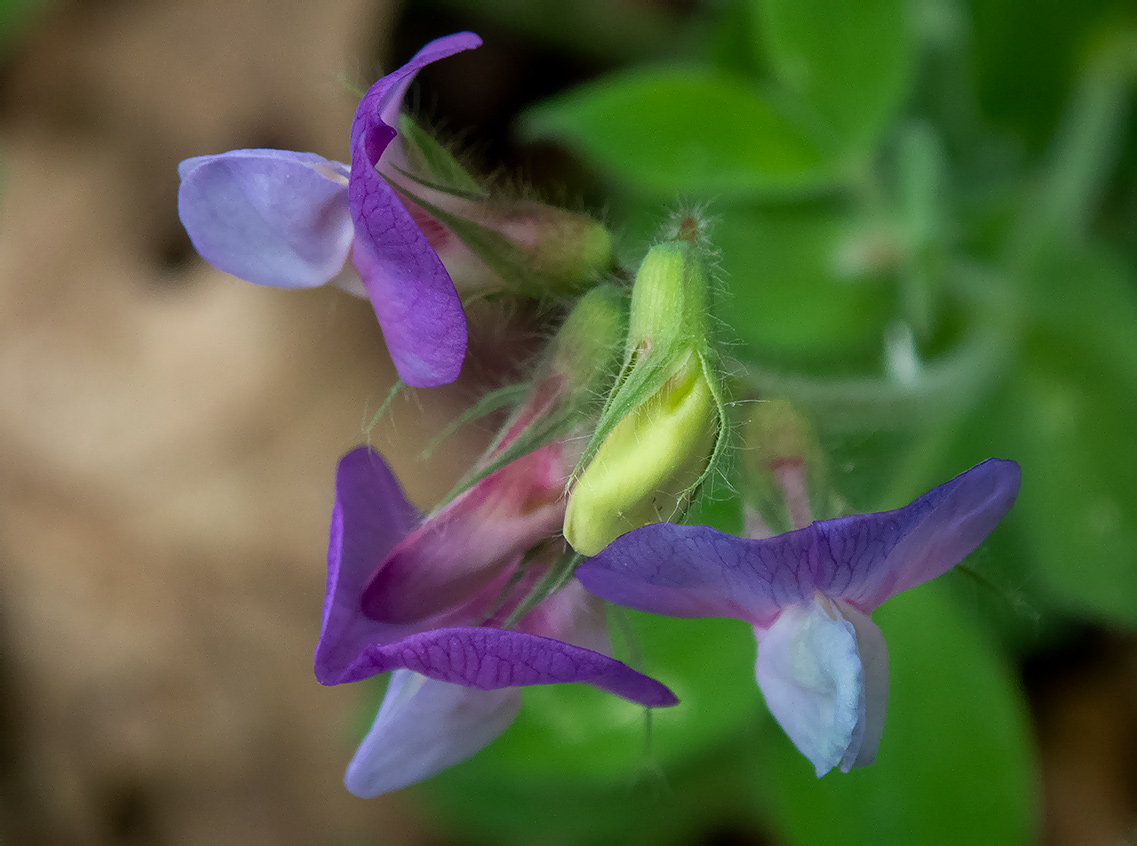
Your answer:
[177,150,352,288]
[837,601,888,772]
[344,670,519,797]
[314,447,420,685]
[346,33,480,388]
[337,627,678,707]
[755,599,864,777]
[577,523,817,628]
[820,458,1021,611]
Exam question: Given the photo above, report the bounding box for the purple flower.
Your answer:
[576,458,1020,776]
[177,33,481,387]
[316,446,676,796]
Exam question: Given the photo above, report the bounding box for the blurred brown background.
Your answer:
[0,1,1134,844]
[0,1,487,842]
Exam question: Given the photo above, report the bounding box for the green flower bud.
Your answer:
[564,350,718,556]
[626,241,709,357]
[563,233,726,555]
[504,204,613,293]
[389,119,615,298]
[548,284,627,396]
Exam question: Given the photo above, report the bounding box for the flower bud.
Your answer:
[385,119,614,297]
[548,284,626,395]
[563,235,723,555]
[626,241,709,356]
[564,350,718,556]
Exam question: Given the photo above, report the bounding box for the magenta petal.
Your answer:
[577,523,816,628]
[344,627,678,707]
[314,447,420,685]
[821,458,1021,611]
[346,33,480,388]
[360,443,567,625]
[344,670,519,797]
[177,149,352,288]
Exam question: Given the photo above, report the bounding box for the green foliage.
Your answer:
[426,613,763,845]
[0,0,41,56]
[523,68,833,197]
[751,0,916,154]
[994,247,1137,623]
[418,0,1137,840]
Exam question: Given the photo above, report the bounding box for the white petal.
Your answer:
[837,601,888,772]
[344,670,519,797]
[755,598,865,777]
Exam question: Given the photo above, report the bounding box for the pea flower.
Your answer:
[576,458,1020,777]
[177,33,481,387]
[316,446,677,796]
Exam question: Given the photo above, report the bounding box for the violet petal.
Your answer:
[579,459,1020,625]
[314,447,420,685]
[353,33,483,135]
[576,523,816,628]
[344,670,519,797]
[819,458,1021,611]
[177,150,352,288]
[340,627,678,707]
[346,33,480,388]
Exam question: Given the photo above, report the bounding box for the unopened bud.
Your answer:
[564,351,717,556]
[548,284,626,395]
[383,125,614,298]
[626,240,709,355]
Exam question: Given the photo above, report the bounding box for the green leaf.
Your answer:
[472,612,760,784]
[1002,340,1137,624]
[522,68,833,197]
[752,0,916,152]
[423,613,763,844]
[757,585,1037,846]
[994,247,1137,625]
[715,205,893,369]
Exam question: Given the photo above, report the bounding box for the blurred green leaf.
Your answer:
[752,0,916,153]
[969,0,1128,151]
[522,68,834,197]
[0,0,42,56]
[428,734,767,846]
[426,613,763,844]
[457,611,760,785]
[1003,343,1137,624]
[990,246,1137,625]
[715,205,893,368]
[756,585,1037,846]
